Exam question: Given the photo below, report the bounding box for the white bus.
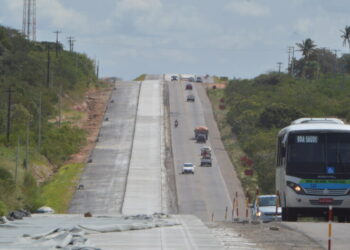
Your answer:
[276,118,350,222]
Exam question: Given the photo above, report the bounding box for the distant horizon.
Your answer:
[1,0,349,80]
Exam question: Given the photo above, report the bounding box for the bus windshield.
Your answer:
[287,132,350,175]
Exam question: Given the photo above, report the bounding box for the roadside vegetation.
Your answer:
[0,25,99,213]
[134,74,146,81]
[209,27,350,197]
[208,89,258,199]
[40,163,84,213]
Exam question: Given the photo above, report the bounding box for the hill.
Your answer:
[0,25,102,215]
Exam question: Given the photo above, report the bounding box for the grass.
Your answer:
[134,74,146,81]
[212,75,229,84]
[40,163,85,213]
[207,89,258,200]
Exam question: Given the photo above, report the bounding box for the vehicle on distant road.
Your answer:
[171,75,178,81]
[200,146,212,157]
[194,126,208,143]
[185,83,193,90]
[276,118,350,222]
[182,163,195,174]
[187,94,195,102]
[196,77,202,83]
[251,195,281,222]
[200,157,212,167]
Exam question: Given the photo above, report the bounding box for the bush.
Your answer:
[259,104,305,129]
[254,73,282,85]
[21,172,43,211]
[41,125,86,165]
[0,167,13,181]
[0,201,7,216]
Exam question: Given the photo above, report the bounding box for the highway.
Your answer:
[167,74,246,221]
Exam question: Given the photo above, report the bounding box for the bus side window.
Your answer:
[277,136,284,166]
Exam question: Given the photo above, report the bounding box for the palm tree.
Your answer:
[341,25,350,52]
[296,38,317,60]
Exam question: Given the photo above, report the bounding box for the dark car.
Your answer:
[171,75,178,81]
[187,94,195,102]
[196,134,206,143]
[185,83,193,90]
[200,157,212,166]
[196,77,202,83]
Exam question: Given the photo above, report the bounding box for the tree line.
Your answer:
[223,26,350,194]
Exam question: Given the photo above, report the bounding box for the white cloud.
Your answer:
[36,0,88,32]
[226,0,270,17]
[116,0,162,12]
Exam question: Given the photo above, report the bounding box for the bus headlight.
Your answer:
[256,211,262,217]
[287,181,305,194]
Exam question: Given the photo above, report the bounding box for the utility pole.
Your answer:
[277,62,283,74]
[67,36,76,52]
[25,123,29,170]
[15,136,20,185]
[46,45,51,88]
[332,49,341,76]
[288,46,295,76]
[53,30,62,57]
[58,85,62,128]
[6,87,14,145]
[96,60,99,80]
[38,93,42,151]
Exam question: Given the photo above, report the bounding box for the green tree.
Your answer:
[341,25,350,52]
[296,38,317,60]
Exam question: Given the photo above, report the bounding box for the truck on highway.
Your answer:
[276,118,350,222]
[194,126,209,143]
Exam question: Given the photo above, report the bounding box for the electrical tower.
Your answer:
[22,0,36,41]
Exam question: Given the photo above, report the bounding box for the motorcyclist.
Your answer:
[174,120,178,128]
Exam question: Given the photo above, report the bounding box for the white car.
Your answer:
[251,195,282,222]
[182,163,195,174]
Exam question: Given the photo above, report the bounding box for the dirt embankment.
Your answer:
[32,86,112,183]
[68,87,112,164]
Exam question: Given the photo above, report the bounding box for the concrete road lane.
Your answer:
[122,80,165,215]
[69,81,141,214]
[168,77,237,222]
[0,214,226,250]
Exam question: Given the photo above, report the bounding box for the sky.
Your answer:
[0,0,350,80]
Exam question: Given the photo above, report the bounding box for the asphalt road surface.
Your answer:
[167,75,246,222]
